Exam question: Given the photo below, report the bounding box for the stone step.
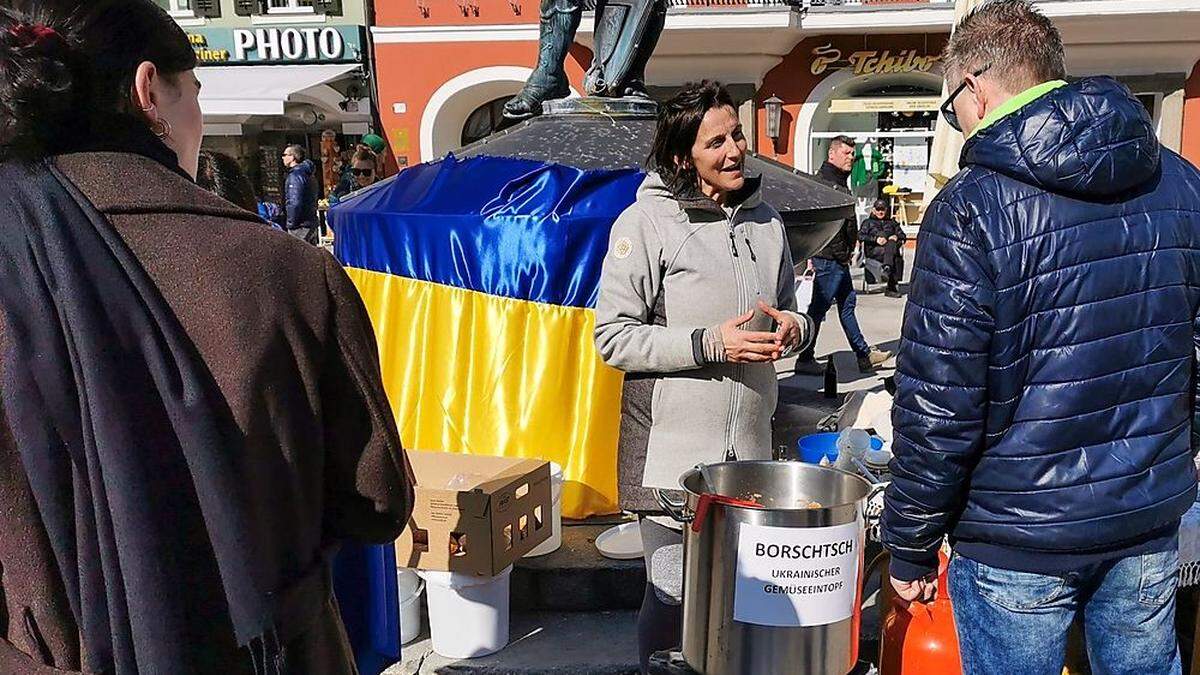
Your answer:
[389,609,639,675]
[511,519,647,612]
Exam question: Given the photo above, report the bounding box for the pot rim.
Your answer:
[677,460,874,511]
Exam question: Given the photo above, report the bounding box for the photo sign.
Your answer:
[188,25,365,65]
[734,520,861,627]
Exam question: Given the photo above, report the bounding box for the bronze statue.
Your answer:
[503,0,667,121]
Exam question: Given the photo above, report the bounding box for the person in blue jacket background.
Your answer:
[881,2,1200,673]
[282,143,320,244]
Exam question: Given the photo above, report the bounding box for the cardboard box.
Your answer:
[395,450,553,576]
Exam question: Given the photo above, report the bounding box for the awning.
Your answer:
[828,96,941,114]
[197,63,360,116]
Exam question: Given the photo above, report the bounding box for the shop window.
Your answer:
[462,96,516,147]
[267,0,316,13]
[167,0,220,18]
[1135,93,1163,130]
[238,0,341,17]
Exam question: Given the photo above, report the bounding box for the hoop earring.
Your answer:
[151,117,172,140]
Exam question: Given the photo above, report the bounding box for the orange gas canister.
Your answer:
[878,550,963,675]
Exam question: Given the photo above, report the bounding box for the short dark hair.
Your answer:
[649,80,738,192]
[943,0,1065,90]
[285,144,307,162]
[0,0,197,162]
[196,151,257,213]
[873,198,889,212]
[830,135,856,151]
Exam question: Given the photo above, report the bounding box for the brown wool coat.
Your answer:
[0,153,413,674]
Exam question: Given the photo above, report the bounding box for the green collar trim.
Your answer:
[969,80,1068,138]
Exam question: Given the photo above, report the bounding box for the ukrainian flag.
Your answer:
[331,155,644,518]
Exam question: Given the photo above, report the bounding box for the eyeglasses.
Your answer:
[940,63,992,133]
[351,168,375,176]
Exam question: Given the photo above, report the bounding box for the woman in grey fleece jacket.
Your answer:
[593,81,813,672]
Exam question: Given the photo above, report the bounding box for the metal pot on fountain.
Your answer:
[658,461,879,675]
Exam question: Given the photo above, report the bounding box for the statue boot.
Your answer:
[503,0,582,121]
[613,0,664,99]
[584,0,667,98]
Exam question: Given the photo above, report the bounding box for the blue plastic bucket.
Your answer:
[796,432,883,464]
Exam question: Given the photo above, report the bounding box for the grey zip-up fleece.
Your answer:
[594,172,812,492]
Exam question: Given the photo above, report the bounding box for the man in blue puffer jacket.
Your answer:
[881,2,1200,672]
[282,144,321,244]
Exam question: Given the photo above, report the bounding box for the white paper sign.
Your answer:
[734,520,861,627]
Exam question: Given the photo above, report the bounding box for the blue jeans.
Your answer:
[949,551,1182,675]
[799,257,869,359]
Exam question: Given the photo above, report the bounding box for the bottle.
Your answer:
[823,359,838,399]
[863,443,893,482]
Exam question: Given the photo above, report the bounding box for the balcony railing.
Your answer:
[660,0,949,9]
[806,0,951,6]
[662,0,794,7]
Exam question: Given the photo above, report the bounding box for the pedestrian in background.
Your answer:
[282,143,320,244]
[858,198,906,297]
[0,1,413,672]
[882,2,1200,673]
[330,149,379,205]
[795,135,893,375]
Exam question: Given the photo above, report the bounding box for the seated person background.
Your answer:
[859,198,906,297]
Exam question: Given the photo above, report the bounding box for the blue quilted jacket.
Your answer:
[882,77,1200,581]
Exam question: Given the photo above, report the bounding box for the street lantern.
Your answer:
[764,95,784,143]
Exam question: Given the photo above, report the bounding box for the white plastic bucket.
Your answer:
[397,568,424,645]
[525,461,564,557]
[419,566,512,659]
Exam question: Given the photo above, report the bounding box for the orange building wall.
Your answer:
[374,40,592,165]
[1184,60,1200,167]
[377,0,538,27]
[754,33,949,167]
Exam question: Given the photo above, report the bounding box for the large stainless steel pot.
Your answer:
[658,461,876,675]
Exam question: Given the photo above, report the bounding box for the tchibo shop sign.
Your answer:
[188,26,364,65]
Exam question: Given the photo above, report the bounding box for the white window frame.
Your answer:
[266,0,317,15]
[1134,91,1164,138]
[166,0,195,18]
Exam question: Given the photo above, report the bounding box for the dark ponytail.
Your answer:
[648,80,737,193]
[0,0,196,162]
[196,151,258,213]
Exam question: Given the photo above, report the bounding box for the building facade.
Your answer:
[162,0,379,201]
[371,0,1200,227]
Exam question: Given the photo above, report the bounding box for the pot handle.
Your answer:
[654,489,692,523]
[866,482,888,504]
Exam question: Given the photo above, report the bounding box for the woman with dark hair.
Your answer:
[594,81,812,672]
[0,2,412,673]
[196,150,258,213]
[329,149,379,205]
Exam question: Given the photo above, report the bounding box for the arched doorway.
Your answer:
[798,70,943,230]
[421,66,581,162]
[795,70,943,175]
[462,96,516,147]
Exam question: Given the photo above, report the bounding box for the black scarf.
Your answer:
[0,125,284,673]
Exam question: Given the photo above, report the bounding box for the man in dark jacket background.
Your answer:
[858,198,905,297]
[283,144,320,244]
[882,2,1200,672]
[795,135,893,374]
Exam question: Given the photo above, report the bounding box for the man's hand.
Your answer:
[758,300,802,351]
[891,575,938,605]
[719,310,781,362]
[877,236,888,246]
